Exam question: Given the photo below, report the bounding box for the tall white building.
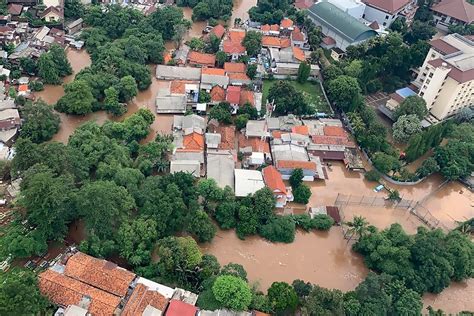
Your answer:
[361,0,418,27]
[412,34,474,121]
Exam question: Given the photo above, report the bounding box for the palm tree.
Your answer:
[344,216,369,243]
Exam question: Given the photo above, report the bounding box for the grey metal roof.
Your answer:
[245,120,269,137]
[207,151,235,190]
[156,95,187,113]
[308,2,377,42]
[170,160,200,177]
[205,133,221,148]
[155,65,201,81]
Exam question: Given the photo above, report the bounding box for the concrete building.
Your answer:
[361,0,418,27]
[234,169,265,197]
[411,33,474,121]
[431,0,474,32]
[326,0,366,20]
[307,2,377,51]
[207,151,235,190]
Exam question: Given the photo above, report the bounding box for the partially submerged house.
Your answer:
[234,169,265,197]
[207,150,235,190]
[262,165,293,208]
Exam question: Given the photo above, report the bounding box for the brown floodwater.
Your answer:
[231,0,257,23]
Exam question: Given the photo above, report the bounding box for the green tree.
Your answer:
[215,201,238,229]
[187,210,217,243]
[56,80,94,115]
[393,114,422,143]
[293,184,311,204]
[300,285,344,315]
[49,44,73,77]
[259,216,296,243]
[212,275,252,311]
[119,75,138,102]
[104,86,126,116]
[235,114,249,130]
[393,96,428,120]
[344,216,369,242]
[289,168,303,189]
[327,75,362,112]
[246,64,257,80]
[209,102,232,124]
[20,100,60,143]
[0,223,48,259]
[310,214,334,230]
[216,51,227,67]
[268,81,312,115]
[372,152,400,174]
[267,282,299,314]
[292,279,313,298]
[64,0,85,19]
[221,263,248,281]
[0,270,48,315]
[242,30,262,56]
[297,62,311,83]
[117,218,157,266]
[37,53,60,84]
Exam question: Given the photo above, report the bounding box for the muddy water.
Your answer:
[202,228,368,291]
[423,279,474,313]
[231,0,257,23]
[182,7,207,41]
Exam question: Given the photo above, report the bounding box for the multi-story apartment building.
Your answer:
[412,34,474,121]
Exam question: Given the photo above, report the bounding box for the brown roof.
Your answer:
[323,126,347,137]
[216,125,236,150]
[280,18,294,29]
[326,206,341,223]
[166,299,197,316]
[362,0,411,14]
[312,135,356,147]
[281,38,291,48]
[211,24,225,39]
[432,0,474,23]
[224,62,246,73]
[262,165,287,194]
[122,283,169,316]
[389,92,404,104]
[228,72,251,82]
[369,20,379,30]
[276,160,317,170]
[202,67,226,76]
[428,58,474,83]
[170,80,196,94]
[291,27,305,42]
[64,252,136,297]
[7,3,22,15]
[210,85,226,102]
[430,39,460,55]
[182,132,205,151]
[223,39,246,54]
[294,0,314,9]
[0,26,14,34]
[226,85,241,104]
[293,46,306,61]
[238,133,270,153]
[262,36,282,47]
[40,6,63,19]
[188,51,216,66]
[240,90,255,106]
[322,36,336,46]
[39,270,121,316]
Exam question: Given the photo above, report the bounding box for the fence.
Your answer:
[334,193,443,230]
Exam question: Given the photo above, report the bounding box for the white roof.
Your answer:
[234,169,265,197]
[207,151,235,190]
[245,120,269,137]
[136,277,175,299]
[170,160,201,177]
[156,65,201,81]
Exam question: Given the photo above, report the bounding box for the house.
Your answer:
[294,0,314,10]
[40,6,63,22]
[66,18,83,35]
[210,85,226,103]
[207,151,235,190]
[245,120,269,138]
[226,85,241,109]
[224,62,246,74]
[208,124,236,150]
[0,65,10,80]
[261,24,280,36]
[238,133,271,165]
[234,169,265,197]
[222,29,246,60]
[307,2,378,51]
[291,27,309,49]
[0,25,19,46]
[239,90,255,107]
[205,133,221,149]
[174,114,206,134]
[362,0,418,27]
[121,282,169,316]
[266,115,302,131]
[188,51,216,68]
[166,299,198,316]
[0,108,20,131]
[210,24,225,39]
[383,86,417,120]
[156,65,202,81]
[174,44,190,65]
[156,82,187,114]
[170,160,201,177]
[7,4,22,16]
[274,62,320,77]
[276,160,320,181]
[201,67,229,90]
[280,18,294,31]
[431,0,474,31]
[228,72,252,86]
[262,165,293,208]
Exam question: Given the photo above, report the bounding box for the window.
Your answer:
[362,14,365,18]
[429,73,434,78]
[426,79,431,84]
[385,15,389,19]
[420,92,425,96]
[383,22,387,26]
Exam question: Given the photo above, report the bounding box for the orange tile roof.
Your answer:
[226,85,241,104]
[210,85,226,102]
[64,252,136,297]
[276,160,316,170]
[211,24,225,38]
[223,40,246,54]
[122,283,169,316]
[238,133,270,153]
[216,125,235,150]
[262,36,282,47]
[18,84,28,92]
[255,312,271,316]
[170,80,196,94]
[229,30,246,42]
[323,125,347,137]
[263,165,287,194]
[166,299,197,316]
[272,130,283,139]
[182,132,205,151]
[261,24,271,32]
[270,24,279,31]
[291,27,305,42]
[293,46,305,61]
[228,72,250,82]
[202,67,226,76]
[39,270,121,316]
[224,62,246,73]
[240,90,255,106]
[311,135,356,147]
[188,51,216,66]
[281,38,291,48]
[292,125,309,135]
[280,18,294,28]
[163,52,172,64]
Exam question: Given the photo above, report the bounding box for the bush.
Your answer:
[364,169,381,182]
[259,216,295,243]
[310,214,334,230]
[291,214,314,231]
[293,184,311,204]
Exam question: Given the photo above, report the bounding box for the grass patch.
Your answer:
[262,79,331,114]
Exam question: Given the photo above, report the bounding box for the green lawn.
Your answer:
[261,79,332,114]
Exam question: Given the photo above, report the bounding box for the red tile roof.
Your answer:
[18,84,28,92]
[7,3,22,15]
[270,24,280,31]
[238,133,270,153]
[261,24,271,32]
[281,38,291,48]
[263,165,287,194]
[188,51,216,67]
[39,269,121,316]
[211,24,225,39]
[428,58,474,83]
[272,130,283,139]
[229,30,246,42]
[294,0,314,9]
[240,90,255,106]
[182,132,205,151]
[64,252,136,297]
[224,62,246,73]
[170,80,195,94]
[362,0,411,14]
[276,160,316,170]
[323,126,347,137]
[202,67,226,76]
[311,135,356,147]
[165,299,197,316]
[430,38,460,55]
[226,85,241,104]
[293,46,306,62]
[280,18,294,29]
[322,36,336,46]
[210,85,226,102]
[216,125,236,150]
[291,27,305,42]
[431,0,474,23]
[228,72,251,82]
[292,125,309,135]
[122,283,169,316]
[223,40,246,54]
[163,52,172,64]
[262,36,282,47]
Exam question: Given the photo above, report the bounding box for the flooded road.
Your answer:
[202,228,368,292]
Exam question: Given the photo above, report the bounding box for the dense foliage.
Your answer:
[19,100,60,143]
[37,44,72,84]
[177,0,233,21]
[267,81,314,115]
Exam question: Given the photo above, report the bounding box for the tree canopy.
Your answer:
[20,100,60,143]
